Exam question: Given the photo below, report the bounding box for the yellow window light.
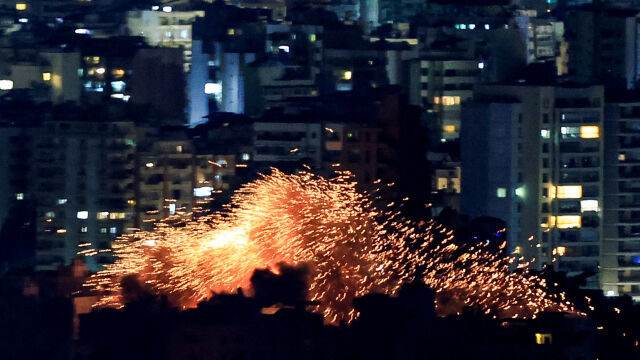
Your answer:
[556,185,582,199]
[442,96,461,106]
[554,246,567,256]
[535,333,553,345]
[343,70,353,80]
[16,3,27,11]
[433,96,441,104]
[556,215,581,229]
[443,125,456,133]
[42,72,51,81]
[580,125,599,139]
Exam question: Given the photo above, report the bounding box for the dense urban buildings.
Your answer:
[2,0,640,358]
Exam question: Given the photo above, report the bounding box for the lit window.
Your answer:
[176,145,183,153]
[433,96,441,104]
[109,212,126,220]
[515,186,525,197]
[540,129,550,138]
[77,211,89,219]
[217,159,228,167]
[460,24,467,30]
[45,211,55,218]
[619,153,626,161]
[95,67,106,75]
[556,185,582,199]
[443,125,456,133]
[97,212,109,220]
[42,72,51,81]
[535,333,552,345]
[554,246,566,256]
[496,187,507,198]
[56,229,67,234]
[342,71,353,80]
[194,187,213,197]
[278,45,290,53]
[111,81,125,92]
[80,226,88,233]
[16,3,27,11]
[468,24,476,29]
[204,82,221,95]
[127,199,136,205]
[309,33,316,42]
[484,24,490,30]
[241,153,251,161]
[146,162,154,168]
[162,6,172,12]
[580,125,600,139]
[478,61,485,69]
[16,193,24,200]
[180,29,189,39]
[227,28,235,35]
[437,177,448,190]
[513,246,522,255]
[112,69,125,78]
[109,227,117,234]
[442,96,461,106]
[556,215,581,229]
[165,31,172,38]
[581,200,598,212]
[100,227,107,234]
[169,203,176,215]
[57,198,67,205]
[92,56,100,64]
[0,80,14,90]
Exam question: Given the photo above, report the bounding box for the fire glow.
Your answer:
[84,170,576,324]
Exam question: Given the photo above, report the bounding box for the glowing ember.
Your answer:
[84,170,576,323]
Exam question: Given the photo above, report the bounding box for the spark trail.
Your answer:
[84,170,576,323]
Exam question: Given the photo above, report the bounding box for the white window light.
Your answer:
[80,226,88,233]
[478,62,485,69]
[18,18,28,23]
[169,203,176,215]
[57,199,67,205]
[95,67,106,75]
[77,211,89,219]
[109,227,117,234]
[541,129,550,138]
[146,162,154,168]
[468,24,476,29]
[75,28,91,35]
[278,45,290,53]
[581,200,599,212]
[162,6,172,12]
[241,153,251,161]
[152,5,160,10]
[0,80,14,90]
[515,186,525,198]
[497,188,507,198]
[204,82,221,95]
[16,193,24,200]
[45,211,55,218]
[606,290,615,297]
[194,187,214,197]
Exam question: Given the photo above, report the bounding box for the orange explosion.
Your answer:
[83,170,576,324]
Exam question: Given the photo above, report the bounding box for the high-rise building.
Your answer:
[462,84,604,289]
[30,118,138,271]
[602,95,640,299]
[408,58,480,141]
[565,7,640,89]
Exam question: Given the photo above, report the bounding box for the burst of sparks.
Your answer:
[83,170,575,324]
